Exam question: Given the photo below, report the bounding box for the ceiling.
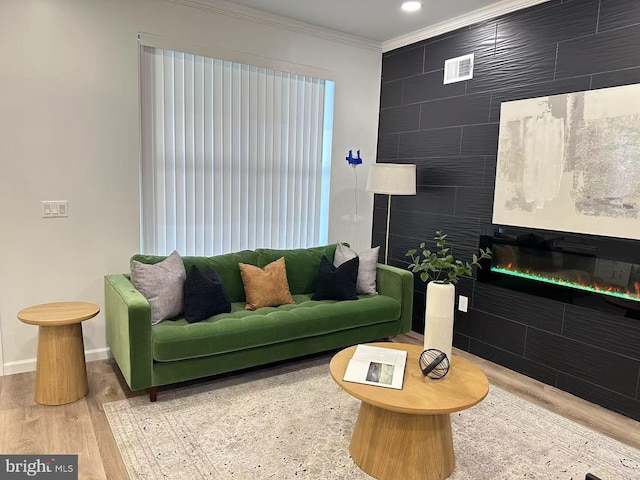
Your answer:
[223,0,507,44]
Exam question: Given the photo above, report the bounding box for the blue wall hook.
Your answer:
[346,149,363,166]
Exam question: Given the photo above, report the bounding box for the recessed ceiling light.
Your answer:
[401,1,422,12]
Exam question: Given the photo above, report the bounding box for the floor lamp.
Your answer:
[366,163,417,264]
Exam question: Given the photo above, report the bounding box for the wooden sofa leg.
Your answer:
[149,387,158,402]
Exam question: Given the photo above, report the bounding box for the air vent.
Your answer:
[443,53,474,84]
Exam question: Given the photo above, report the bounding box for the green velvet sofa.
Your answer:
[104,244,413,400]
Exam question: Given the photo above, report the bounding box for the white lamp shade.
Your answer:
[366,163,416,195]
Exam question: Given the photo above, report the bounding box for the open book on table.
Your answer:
[343,344,407,390]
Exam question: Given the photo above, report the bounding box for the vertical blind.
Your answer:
[140,46,333,256]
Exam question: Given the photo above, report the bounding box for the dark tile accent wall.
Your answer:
[488,76,591,122]
[423,23,498,74]
[414,157,486,187]
[419,93,491,129]
[556,24,640,79]
[470,339,558,385]
[403,70,466,104]
[473,282,564,334]
[375,0,640,420]
[526,328,640,397]
[460,124,499,156]
[562,306,640,360]
[599,0,640,32]
[456,309,527,355]
[382,46,423,81]
[398,128,461,158]
[379,104,420,134]
[592,66,640,89]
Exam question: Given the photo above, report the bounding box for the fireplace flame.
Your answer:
[492,264,640,303]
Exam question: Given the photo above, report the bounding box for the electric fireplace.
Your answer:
[478,228,640,319]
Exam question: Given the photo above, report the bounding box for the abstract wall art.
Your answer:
[493,83,640,240]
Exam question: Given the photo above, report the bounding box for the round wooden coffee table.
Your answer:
[17,302,99,405]
[330,342,489,480]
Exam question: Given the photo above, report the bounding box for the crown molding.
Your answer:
[382,0,553,53]
[165,0,382,53]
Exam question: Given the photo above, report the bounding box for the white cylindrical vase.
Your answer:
[424,281,455,362]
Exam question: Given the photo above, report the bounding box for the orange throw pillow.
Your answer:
[239,257,295,310]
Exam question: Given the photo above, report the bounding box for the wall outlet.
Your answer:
[42,201,68,218]
[458,295,468,312]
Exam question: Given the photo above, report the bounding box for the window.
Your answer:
[139,42,334,256]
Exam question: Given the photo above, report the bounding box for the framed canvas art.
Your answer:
[493,83,640,240]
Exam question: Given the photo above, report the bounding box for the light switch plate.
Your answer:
[42,201,68,218]
[458,295,468,312]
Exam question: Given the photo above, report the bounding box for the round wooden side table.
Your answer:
[17,302,99,405]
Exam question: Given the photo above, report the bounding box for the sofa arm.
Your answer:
[104,274,153,391]
[376,264,414,334]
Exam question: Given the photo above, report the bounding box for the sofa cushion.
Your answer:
[151,294,401,362]
[239,257,295,310]
[255,244,338,294]
[183,265,231,323]
[334,243,380,295]
[131,250,257,303]
[312,256,359,301]
[131,250,186,325]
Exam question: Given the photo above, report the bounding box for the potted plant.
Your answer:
[406,231,492,360]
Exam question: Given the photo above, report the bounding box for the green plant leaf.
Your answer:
[404,230,492,284]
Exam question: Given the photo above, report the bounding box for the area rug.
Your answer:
[104,355,640,480]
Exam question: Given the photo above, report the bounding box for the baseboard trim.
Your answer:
[3,347,111,376]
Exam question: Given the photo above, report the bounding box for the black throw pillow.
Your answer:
[183,265,232,323]
[312,255,359,301]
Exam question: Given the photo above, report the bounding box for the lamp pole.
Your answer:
[385,194,392,265]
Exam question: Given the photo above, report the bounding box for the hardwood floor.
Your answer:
[0,335,638,479]
[0,360,140,479]
[396,332,640,451]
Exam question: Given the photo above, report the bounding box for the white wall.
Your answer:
[0,0,382,371]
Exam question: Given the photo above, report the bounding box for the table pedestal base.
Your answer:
[35,324,88,405]
[350,402,455,480]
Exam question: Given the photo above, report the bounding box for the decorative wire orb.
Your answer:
[419,349,450,379]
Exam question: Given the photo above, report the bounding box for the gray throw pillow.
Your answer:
[333,243,380,295]
[131,250,186,325]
